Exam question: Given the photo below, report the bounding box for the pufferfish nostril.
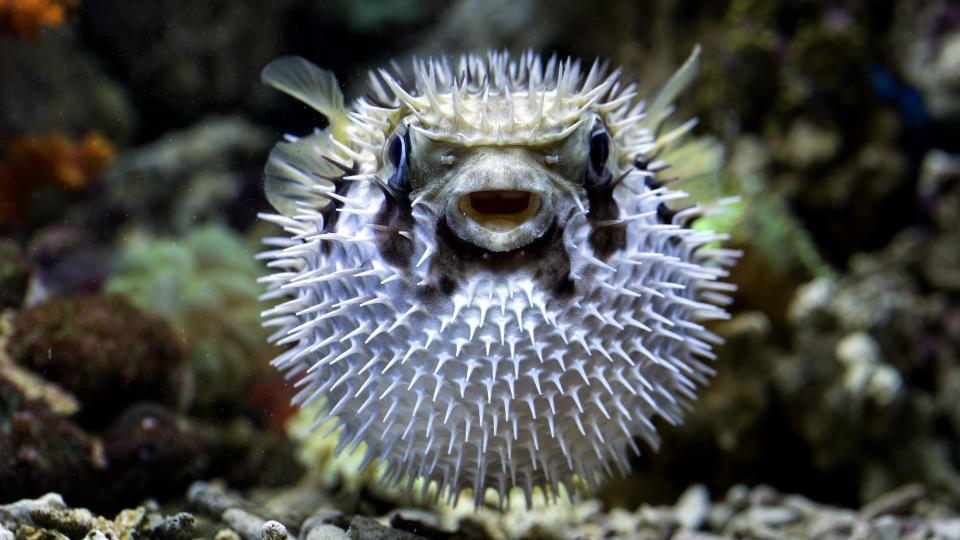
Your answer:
[459,190,542,232]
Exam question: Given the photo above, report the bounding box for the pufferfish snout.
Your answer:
[258,48,739,507]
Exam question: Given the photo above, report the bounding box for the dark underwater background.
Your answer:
[1,0,960,538]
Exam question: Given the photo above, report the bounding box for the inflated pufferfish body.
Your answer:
[259,48,738,507]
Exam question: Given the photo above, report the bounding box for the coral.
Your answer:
[0,239,29,310]
[0,376,105,504]
[0,29,134,143]
[79,0,290,124]
[102,403,208,502]
[90,116,271,234]
[0,309,79,416]
[10,294,183,413]
[106,225,272,409]
[0,132,114,191]
[0,0,76,39]
[0,132,115,230]
[0,494,200,540]
[24,226,110,303]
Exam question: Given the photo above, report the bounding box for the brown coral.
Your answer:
[0,131,114,228]
[10,294,184,414]
[0,0,77,39]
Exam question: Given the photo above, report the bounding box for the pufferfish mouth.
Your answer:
[446,187,554,253]
[459,190,542,232]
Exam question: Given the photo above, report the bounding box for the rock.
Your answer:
[222,508,266,540]
[146,512,199,540]
[743,506,802,528]
[861,484,927,519]
[300,508,345,536]
[347,516,425,540]
[0,494,66,531]
[259,521,289,540]
[895,5,960,123]
[188,482,247,518]
[305,524,350,540]
[674,484,711,530]
[835,332,903,406]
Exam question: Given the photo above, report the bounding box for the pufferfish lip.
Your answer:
[446,188,554,252]
[458,190,542,232]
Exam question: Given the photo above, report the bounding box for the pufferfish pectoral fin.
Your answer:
[263,132,342,217]
[262,56,350,218]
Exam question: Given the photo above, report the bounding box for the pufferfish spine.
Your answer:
[258,48,739,507]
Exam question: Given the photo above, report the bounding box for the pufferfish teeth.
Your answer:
[258,46,738,509]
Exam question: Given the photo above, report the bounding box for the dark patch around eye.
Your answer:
[386,131,412,195]
[373,195,414,270]
[589,129,610,177]
[585,127,624,258]
[374,131,414,270]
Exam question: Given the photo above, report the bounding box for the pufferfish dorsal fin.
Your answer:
[261,56,349,141]
[644,44,701,131]
[261,57,350,217]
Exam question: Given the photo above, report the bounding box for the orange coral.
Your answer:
[0,0,77,39]
[0,132,114,227]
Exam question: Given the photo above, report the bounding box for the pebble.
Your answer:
[347,516,425,540]
[871,515,902,540]
[223,508,266,540]
[147,512,199,540]
[861,484,926,519]
[675,484,710,530]
[0,493,66,525]
[745,506,802,527]
[300,508,345,536]
[306,524,351,540]
[189,481,247,517]
[260,520,290,540]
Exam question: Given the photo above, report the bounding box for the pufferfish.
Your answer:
[258,48,738,507]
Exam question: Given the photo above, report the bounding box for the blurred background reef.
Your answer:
[1,0,960,539]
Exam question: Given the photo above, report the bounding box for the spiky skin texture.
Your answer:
[259,50,738,507]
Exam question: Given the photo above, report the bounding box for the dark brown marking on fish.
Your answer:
[373,191,415,270]
[656,202,678,225]
[430,219,575,301]
[586,182,626,259]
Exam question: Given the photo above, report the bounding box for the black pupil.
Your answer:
[388,134,404,168]
[590,130,609,175]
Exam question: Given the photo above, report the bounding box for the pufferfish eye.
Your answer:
[587,126,612,188]
[385,131,411,194]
